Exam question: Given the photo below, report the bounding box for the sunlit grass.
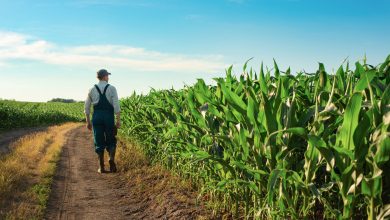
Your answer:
[0,123,81,219]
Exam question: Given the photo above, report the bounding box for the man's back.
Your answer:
[84,81,120,115]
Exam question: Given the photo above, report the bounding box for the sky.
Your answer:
[0,0,389,102]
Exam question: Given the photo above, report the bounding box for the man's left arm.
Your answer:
[112,87,121,128]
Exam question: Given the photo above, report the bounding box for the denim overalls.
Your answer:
[92,84,116,153]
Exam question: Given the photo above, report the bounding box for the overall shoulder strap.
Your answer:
[94,85,102,95]
[103,84,110,95]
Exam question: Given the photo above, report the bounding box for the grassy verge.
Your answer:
[0,123,81,220]
[116,135,218,219]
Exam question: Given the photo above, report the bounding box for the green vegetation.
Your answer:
[0,123,79,219]
[120,55,390,219]
[0,100,84,131]
[48,98,79,103]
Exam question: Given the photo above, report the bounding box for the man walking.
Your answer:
[84,69,121,173]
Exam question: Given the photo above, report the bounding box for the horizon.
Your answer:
[1,55,389,103]
[1,0,389,102]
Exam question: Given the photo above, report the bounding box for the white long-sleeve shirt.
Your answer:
[84,81,120,115]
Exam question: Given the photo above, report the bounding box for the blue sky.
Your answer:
[1,0,389,101]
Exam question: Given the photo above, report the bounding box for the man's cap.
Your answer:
[97,69,111,77]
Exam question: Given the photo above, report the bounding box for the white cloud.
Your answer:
[0,31,28,46]
[0,31,226,73]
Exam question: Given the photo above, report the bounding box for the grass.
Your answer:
[115,135,216,219]
[0,123,81,220]
[116,139,231,218]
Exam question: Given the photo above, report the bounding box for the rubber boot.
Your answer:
[97,152,105,173]
[108,147,117,173]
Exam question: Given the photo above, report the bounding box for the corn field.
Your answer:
[0,100,84,130]
[120,56,390,219]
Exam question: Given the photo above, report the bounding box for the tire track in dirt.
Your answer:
[44,126,128,220]
[44,125,212,220]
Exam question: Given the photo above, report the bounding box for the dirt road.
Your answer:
[0,127,48,154]
[44,125,210,220]
[44,125,125,219]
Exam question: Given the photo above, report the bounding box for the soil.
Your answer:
[0,126,48,154]
[44,125,212,220]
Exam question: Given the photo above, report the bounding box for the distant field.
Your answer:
[0,100,84,131]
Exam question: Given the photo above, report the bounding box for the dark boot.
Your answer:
[97,152,105,173]
[108,147,117,173]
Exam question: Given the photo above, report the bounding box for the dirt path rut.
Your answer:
[44,125,211,220]
[45,126,128,220]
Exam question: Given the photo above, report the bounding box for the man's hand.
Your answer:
[87,122,92,131]
[115,112,121,129]
[85,113,92,131]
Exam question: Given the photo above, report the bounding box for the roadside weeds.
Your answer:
[0,123,81,220]
[116,136,216,219]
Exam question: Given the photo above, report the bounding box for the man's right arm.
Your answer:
[84,90,92,130]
